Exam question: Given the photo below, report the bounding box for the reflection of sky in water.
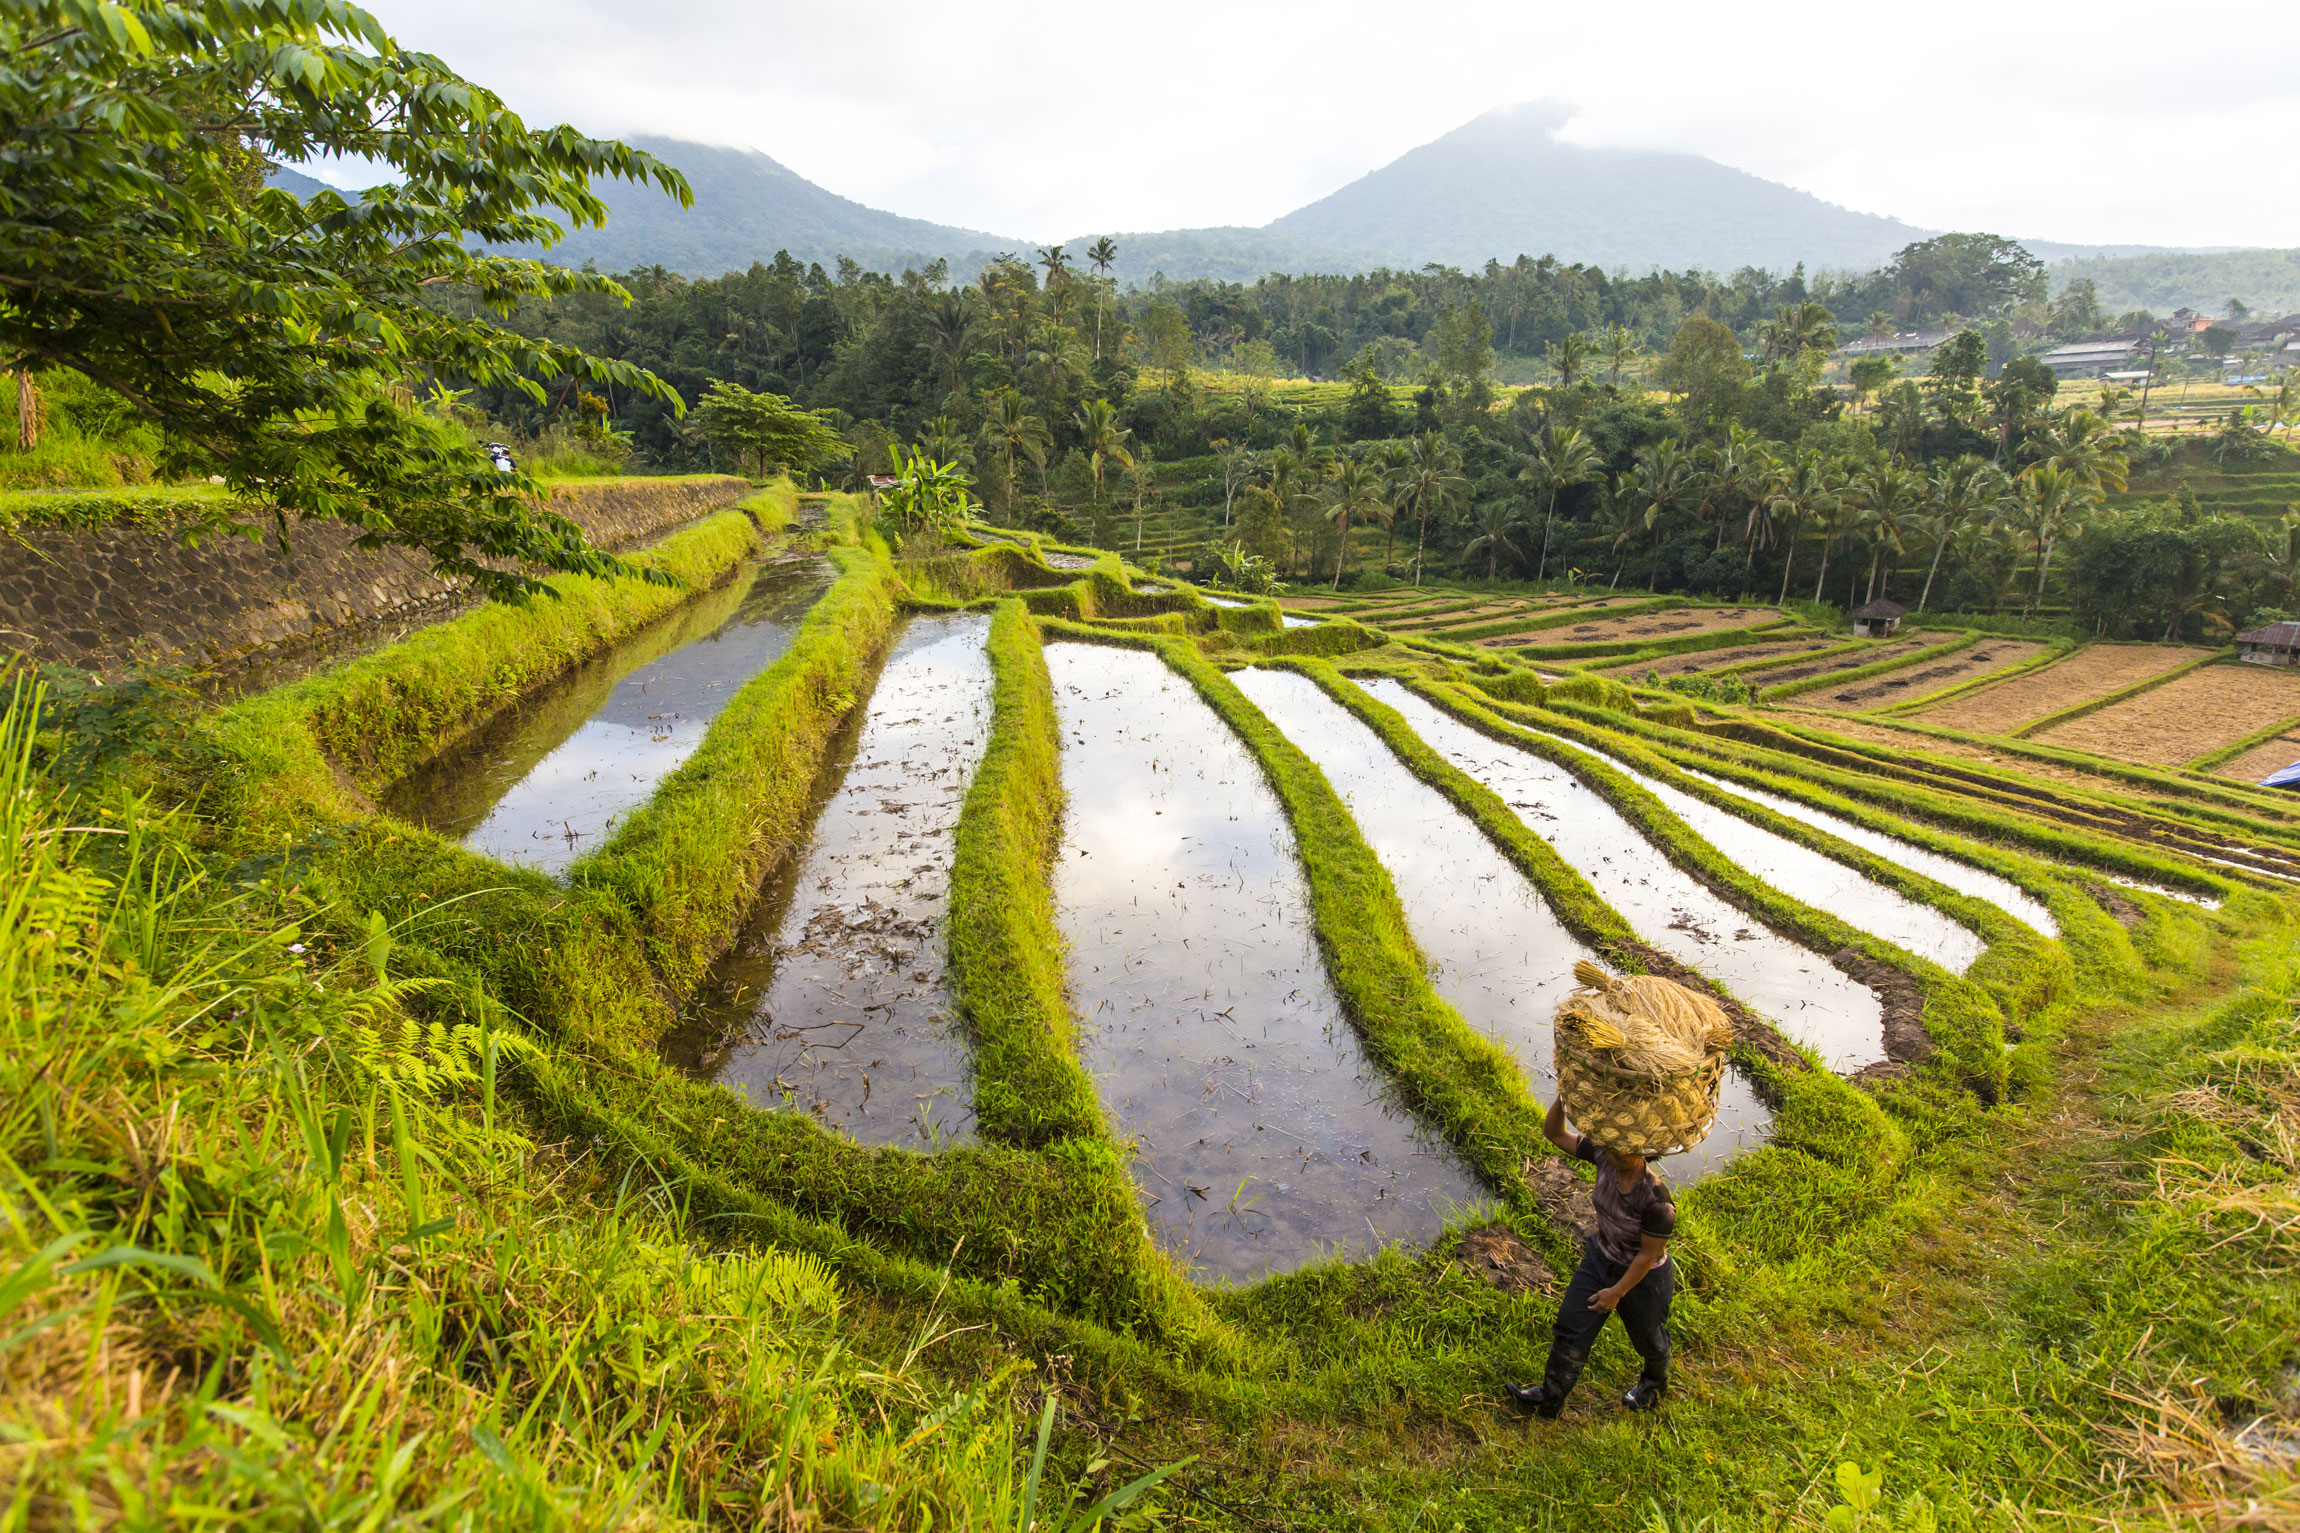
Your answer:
[422,560,830,874]
[1544,735,1987,972]
[1280,613,1320,629]
[1236,669,1770,1181]
[1363,680,1888,1074]
[1048,645,1485,1284]
[1681,768,2059,939]
[685,614,991,1147]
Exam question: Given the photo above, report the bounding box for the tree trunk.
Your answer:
[1332,510,1349,591]
[1414,504,1430,587]
[1811,536,1831,604]
[1777,535,1797,606]
[13,371,42,453]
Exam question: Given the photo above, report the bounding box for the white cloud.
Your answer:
[362,0,2300,249]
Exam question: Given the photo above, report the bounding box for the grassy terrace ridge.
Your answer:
[1877,636,2076,718]
[1758,711,2300,847]
[1404,594,1693,646]
[1036,615,1557,1230]
[1393,677,2019,1093]
[2188,704,2300,772]
[2004,646,2233,739]
[199,497,1222,1351]
[1759,630,1981,702]
[1516,616,1804,666]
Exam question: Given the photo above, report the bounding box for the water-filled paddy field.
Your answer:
[671,612,993,1146]
[382,553,833,870]
[1049,643,1484,1281]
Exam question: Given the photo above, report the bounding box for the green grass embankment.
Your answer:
[1400,678,2017,1097]
[1420,595,1688,647]
[1759,631,1979,702]
[202,500,1220,1351]
[1037,617,1553,1233]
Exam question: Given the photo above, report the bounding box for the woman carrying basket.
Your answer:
[1506,1097,1675,1417]
[1507,960,1732,1418]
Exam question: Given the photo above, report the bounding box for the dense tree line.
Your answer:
[448,233,2300,638]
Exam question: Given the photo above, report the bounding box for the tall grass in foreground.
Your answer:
[0,677,1163,1528]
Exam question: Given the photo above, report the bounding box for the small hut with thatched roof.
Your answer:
[1852,598,1906,639]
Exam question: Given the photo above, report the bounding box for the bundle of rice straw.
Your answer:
[1552,960,1735,1155]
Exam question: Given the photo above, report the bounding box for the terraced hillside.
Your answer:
[12,517,2300,1528]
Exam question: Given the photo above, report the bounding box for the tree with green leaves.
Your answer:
[1657,317,1748,436]
[1627,438,1695,587]
[2009,463,2084,618]
[1075,398,1133,506]
[878,447,979,540]
[1461,498,1529,582]
[1847,461,1922,604]
[1915,455,2006,612]
[982,389,1050,509]
[0,0,693,597]
[1548,330,1596,389]
[1519,422,1603,581]
[1321,453,1387,589]
[1928,331,1989,424]
[1389,432,1468,587]
[1601,324,1641,387]
[1085,236,1118,359]
[693,382,853,481]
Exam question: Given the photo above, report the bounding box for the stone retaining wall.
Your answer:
[0,475,752,676]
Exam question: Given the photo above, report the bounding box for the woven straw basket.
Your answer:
[1552,962,1731,1156]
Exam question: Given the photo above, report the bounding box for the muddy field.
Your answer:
[2216,729,2300,784]
[1602,636,1831,678]
[1482,605,1781,650]
[2039,663,2300,767]
[1756,637,1932,689]
[1816,642,2047,713]
[1919,643,2210,736]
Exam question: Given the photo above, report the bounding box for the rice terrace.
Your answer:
[5,3,2300,1529]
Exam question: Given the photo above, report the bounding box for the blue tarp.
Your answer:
[2262,760,2300,790]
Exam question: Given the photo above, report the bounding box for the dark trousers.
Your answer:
[1540,1245,1672,1400]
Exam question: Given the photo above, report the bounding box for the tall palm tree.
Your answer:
[1602,324,1641,387]
[1519,422,1602,581]
[1627,438,1695,587]
[1462,498,1528,582]
[1847,462,1922,604]
[984,389,1050,509]
[1086,236,1118,360]
[1914,455,2004,612]
[2030,407,2129,497]
[2012,464,2082,618]
[1698,424,1759,554]
[1758,301,1841,365]
[1549,331,1596,389]
[1127,446,1156,555]
[1074,398,1133,506]
[1759,449,1836,606]
[1322,454,1388,590]
[1390,431,1469,586]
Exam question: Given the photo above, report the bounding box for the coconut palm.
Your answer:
[1698,425,1759,555]
[1847,462,1922,604]
[2030,407,2128,497]
[1258,449,1319,576]
[1321,454,1388,590]
[1461,498,1529,582]
[1759,301,1840,365]
[1626,438,1695,588]
[2011,464,2083,618]
[1074,397,1133,506]
[984,389,1050,507]
[1519,422,1603,581]
[1602,324,1641,387]
[1914,455,2005,612]
[1086,236,1118,359]
[1389,431,1469,586]
[1757,448,1836,606]
[1549,330,1596,389]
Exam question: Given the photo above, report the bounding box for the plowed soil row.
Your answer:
[2040,664,2300,767]
[1820,643,2045,713]
[1604,637,1834,678]
[1482,606,1780,650]
[1918,643,2209,736]
[1759,638,1934,688]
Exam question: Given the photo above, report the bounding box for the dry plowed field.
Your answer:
[1482,605,1781,650]
[1759,638,1934,689]
[1814,642,2047,712]
[2038,663,2300,767]
[2217,729,2300,783]
[1917,643,2210,736]
[1604,636,1833,678]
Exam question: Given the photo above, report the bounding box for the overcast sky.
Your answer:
[359,0,2300,250]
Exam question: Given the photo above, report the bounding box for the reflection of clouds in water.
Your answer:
[1236,669,1772,1184]
[1050,646,1483,1283]
[693,614,993,1149]
[1363,679,1888,1074]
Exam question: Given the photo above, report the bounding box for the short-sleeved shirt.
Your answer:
[1577,1138,1676,1266]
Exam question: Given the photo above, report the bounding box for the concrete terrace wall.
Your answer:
[0,475,752,676]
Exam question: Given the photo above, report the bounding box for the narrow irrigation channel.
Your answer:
[1048,644,1484,1283]
[383,554,834,873]
[1362,680,1892,1073]
[669,613,993,1147]
[1545,734,1989,972]
[1678,767,2061,938]
[1233,668,1771,1184]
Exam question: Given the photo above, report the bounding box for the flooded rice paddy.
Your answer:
[671,613,993,1147]
[1543,736,1988,972]
[1048,644,1485,1282]
[1233,669,1771,1183]
[1361,680,1890,1072]
[1679,767,2060,939]
[383,556,833,874]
